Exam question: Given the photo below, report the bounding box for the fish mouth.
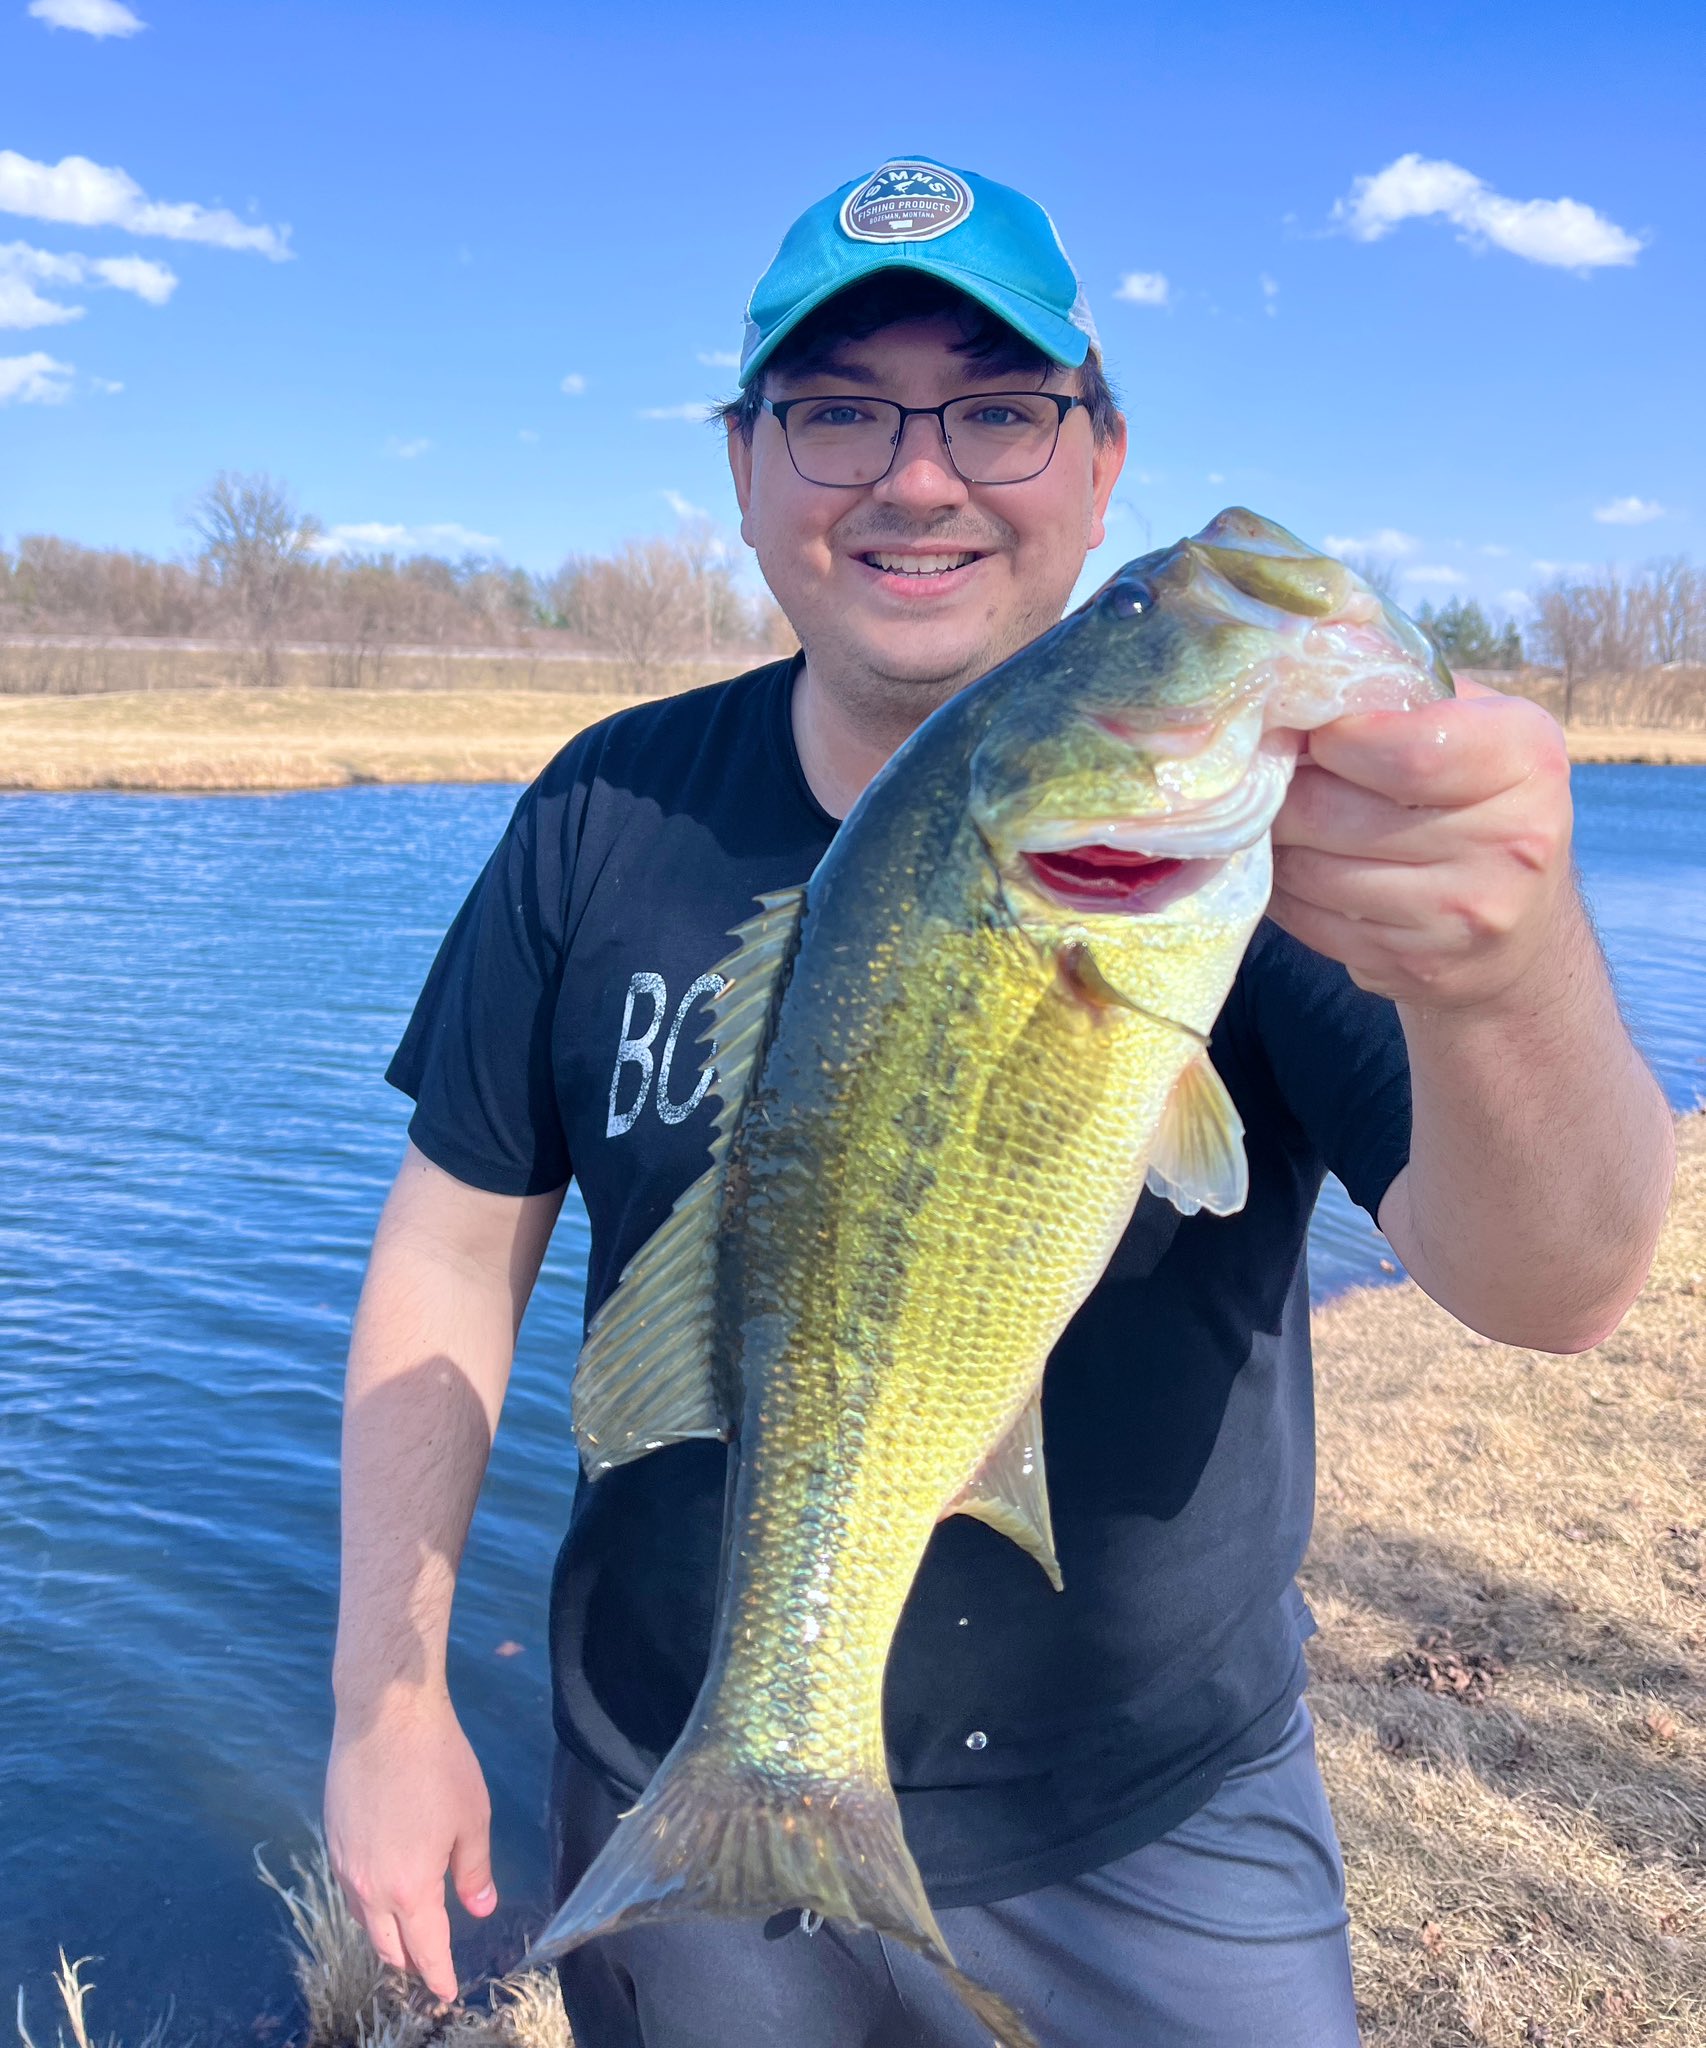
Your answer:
[1021,845,1223,915]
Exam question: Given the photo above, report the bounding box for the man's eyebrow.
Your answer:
[773,354,881,387]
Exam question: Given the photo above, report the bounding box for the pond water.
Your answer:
[2,765,1701,2040]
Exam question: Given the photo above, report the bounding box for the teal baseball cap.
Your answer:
[738,155,1099,389]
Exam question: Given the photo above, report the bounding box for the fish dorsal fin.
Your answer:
[946,1389,1063,1591]
[572,885,807,1477]
[1145,1052,1248,1217]
[705,885,807,1150]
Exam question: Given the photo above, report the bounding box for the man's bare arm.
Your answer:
[1375,896,1673,1350]
[326,1140,566,2000]
[1271,680,1673,1351]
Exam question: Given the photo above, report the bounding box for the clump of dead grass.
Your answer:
[14,1844,572,2048]
[1304,1108,1706,2046]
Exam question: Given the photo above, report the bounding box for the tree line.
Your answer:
[0,473,792,679]
[3,472,1702,703]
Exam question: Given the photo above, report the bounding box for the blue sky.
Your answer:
[2,0,1700,619]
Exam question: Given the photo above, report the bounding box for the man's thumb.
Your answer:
[450,1831,498,1917]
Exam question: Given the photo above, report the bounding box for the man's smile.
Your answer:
[849,545,993,596]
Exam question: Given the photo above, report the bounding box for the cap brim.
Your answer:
[739,250,1091,388]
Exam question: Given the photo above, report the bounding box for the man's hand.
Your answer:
[1268,676,1574,1013]
[325,1689,497,2001]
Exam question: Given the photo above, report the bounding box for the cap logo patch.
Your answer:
[839,160,973,244]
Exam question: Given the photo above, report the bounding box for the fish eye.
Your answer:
[1106,579,1155,619]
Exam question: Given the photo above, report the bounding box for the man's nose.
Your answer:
[872,411,968,511]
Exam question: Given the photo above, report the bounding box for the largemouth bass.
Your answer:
[529,510,1453,2043]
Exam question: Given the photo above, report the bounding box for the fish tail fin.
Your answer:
[525,1735,1038,2048]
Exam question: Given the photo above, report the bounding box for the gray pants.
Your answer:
[548,1701,1360,2047]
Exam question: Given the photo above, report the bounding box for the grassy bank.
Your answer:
[21,1117,1701,2048]
[1306,1108,1705,2046]
[0,685,646,792]
[2,683,1703,794]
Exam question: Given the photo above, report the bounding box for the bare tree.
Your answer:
[1338,552,1402,603]
[188,472,323,679]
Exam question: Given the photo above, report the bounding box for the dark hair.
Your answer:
[715,270,1121,447]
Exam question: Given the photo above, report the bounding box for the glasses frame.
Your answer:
[762,390,1087,489]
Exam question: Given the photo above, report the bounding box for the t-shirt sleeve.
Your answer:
[1241,921,1412,1221]
[385,776,572,1196]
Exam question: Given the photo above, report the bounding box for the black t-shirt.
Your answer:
[387,655,1412,1905]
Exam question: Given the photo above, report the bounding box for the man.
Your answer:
[325,158,1673,2045]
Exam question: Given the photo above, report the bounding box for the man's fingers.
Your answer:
[449,1829,498,1917]
[1305,692,1565,808]
[364,1909,408,1974]
[1272,763,1444,856]
[397,1896,460,2003]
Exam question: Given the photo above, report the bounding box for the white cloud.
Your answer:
[0,240,177,326]
[1114,271,1170,307]
[1478,542,1511,557]
[0,350,74,403]
[1206,471,1226,484]
[91,373,122,393]
[1260,272,1278,316]
[1593,494,1666,525]
[0,151,290,258]
[661,488,708,522]
[638,402,709,420]
[696,349,739,368]
[559,371,587,395]
[28,0,145,34]
[310,520,501,556]
[517,427,540,444]
[1322,526,1421,559]
[1500,588,1534,613]
[384,436,431,459]
[1331,153,1642,271]
[1403,563,1467,587]
[89,253,175,303]
[1531,558,1592,578]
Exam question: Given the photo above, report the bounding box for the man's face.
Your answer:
[727,313,1126,703]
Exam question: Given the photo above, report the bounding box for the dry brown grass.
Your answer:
[1304,1110,1706,2046]
[1,682,1701,795]
[0,686,649,792]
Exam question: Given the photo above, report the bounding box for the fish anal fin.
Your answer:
[524,1738,1039,2048]
[1145,1052,1248,1218]
[947,1389,1062,1592]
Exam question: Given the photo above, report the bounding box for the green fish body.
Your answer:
[530,510,1453,2044]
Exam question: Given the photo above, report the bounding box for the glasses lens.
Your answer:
[782,398,904,486]
[943,394,1063,484]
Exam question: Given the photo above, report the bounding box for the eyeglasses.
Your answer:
[763,391,1086,488]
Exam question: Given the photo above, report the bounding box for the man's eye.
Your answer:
[965,405,1029,429]
[806,405,868,428]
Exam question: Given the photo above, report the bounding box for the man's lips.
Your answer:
[848,547,992,595]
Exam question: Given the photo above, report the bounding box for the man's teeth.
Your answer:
[864,552,979,576]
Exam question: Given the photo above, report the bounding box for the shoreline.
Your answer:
[2,685,1703,794]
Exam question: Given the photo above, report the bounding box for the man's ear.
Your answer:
[1086,410,1128,553]
[726,420,755,546]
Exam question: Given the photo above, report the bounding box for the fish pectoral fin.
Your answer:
[1057,938,1140,1015]
[946,1390,1063,1592]
[1145,1052,1248,1218]
[572,1161,730,1474]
